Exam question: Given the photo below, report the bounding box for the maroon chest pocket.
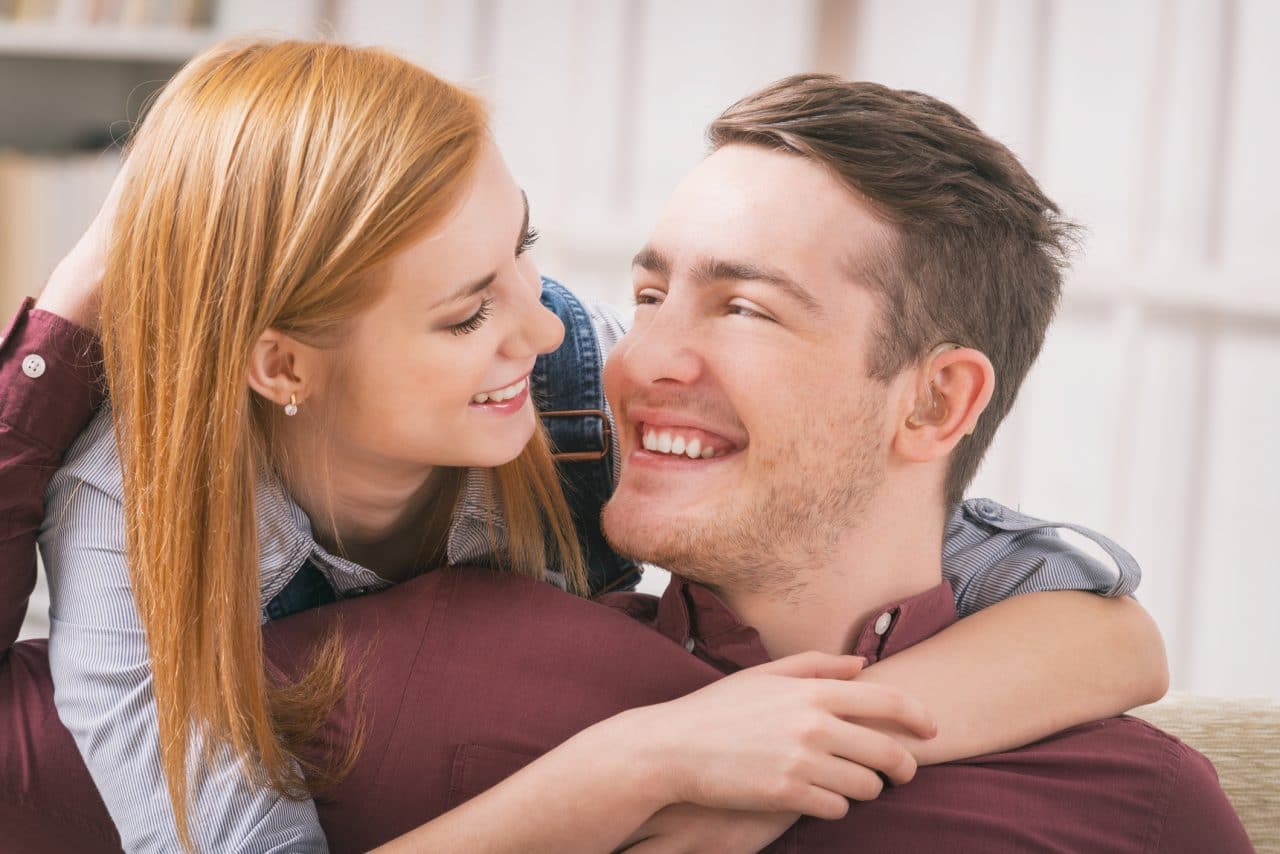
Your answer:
[445,743,540,809]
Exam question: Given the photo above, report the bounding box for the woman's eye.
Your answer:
[517,225,540,256]
[634,288,665,307]
[449,297,494,335]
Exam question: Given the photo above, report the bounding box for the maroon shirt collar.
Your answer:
[653,575,959,673]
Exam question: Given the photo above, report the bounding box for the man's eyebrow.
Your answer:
[692,257,822,316]
[631,245,671,278]
[431,191,529,311]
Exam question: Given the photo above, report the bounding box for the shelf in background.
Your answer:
[0,21,215,62]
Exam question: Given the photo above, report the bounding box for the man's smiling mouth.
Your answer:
[636,422,742,460]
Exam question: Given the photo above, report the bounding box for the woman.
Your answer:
[6,38,1165,851]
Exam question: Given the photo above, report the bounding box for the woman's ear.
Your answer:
[893,345,996,463]
[246,329,319,409]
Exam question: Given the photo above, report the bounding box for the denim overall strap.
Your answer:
[534,277,641,595]
[264,560,337,622]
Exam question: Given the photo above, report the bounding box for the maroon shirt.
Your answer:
[611,579,1255,853]
[0,302,1253,853]
[0,302,118,852]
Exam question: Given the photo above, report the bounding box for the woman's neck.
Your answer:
[280,433,453,583]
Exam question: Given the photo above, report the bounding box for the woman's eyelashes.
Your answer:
[450,297,494,335]
[446,224,538,337]
[518,225,540,256]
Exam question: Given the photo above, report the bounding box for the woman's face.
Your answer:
[314,143,564,475]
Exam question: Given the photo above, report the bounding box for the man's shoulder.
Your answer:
[963,715,1251,853]
[1083,716,1252,853]
[798,715,1251,853]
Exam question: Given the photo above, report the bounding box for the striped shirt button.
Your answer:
[21,353,46,378]
[873,611,893,636]
[973,499,1003,522]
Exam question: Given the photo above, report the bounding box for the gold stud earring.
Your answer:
[284,393,298,417]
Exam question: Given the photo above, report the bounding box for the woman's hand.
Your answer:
[618,804,798,854]
[35,153,129,331]
[632,651,935,821]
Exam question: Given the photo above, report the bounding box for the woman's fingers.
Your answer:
[818,679,937,740]
[811,754,888,802]
[827,721,918,786]
[794,785,853,821]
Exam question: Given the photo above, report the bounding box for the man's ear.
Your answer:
[246,329,320,409]
[893,345,995,463]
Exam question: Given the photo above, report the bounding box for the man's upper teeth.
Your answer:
[642,428,719,459]
[473,377,526,404]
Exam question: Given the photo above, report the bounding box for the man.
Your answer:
[262,76,1248,851]
[594,75,1253,850]
[0,76,1247,853]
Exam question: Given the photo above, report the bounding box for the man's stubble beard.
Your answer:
[604,386,888,600]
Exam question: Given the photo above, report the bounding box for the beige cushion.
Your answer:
[1131,692,1280,852]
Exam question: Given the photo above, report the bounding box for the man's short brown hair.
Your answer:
[708,74,1078,505]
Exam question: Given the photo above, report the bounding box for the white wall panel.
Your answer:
[1039,0,1163,266]
[333,0,484,80]
[849,0,980,112]
[1002,309,1125,522]
[966,0,1046,167]
[1220,0,1280,270]
[1147,0,1230,266]
[1187,329,1280,694]
[1116,320,1210,688]
[630,0,818,231]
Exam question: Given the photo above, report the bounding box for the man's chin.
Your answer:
[601,496,713,568]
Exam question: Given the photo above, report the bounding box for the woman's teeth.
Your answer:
[472,377,526,404]
[642,428,720,459]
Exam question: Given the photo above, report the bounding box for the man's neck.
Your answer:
[719,476,948,660]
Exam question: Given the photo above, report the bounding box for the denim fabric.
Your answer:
[265,561,337,622]
[533,277,640,595]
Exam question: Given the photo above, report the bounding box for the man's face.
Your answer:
[602,144,902,595]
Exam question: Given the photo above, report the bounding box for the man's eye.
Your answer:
[727,300,773,322]
[449,297,494,335]
[517,225,540,256]
[634,288,665,306]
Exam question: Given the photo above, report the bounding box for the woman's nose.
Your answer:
[506,270,564,359]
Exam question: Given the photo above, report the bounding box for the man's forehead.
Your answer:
[645,147,890,297]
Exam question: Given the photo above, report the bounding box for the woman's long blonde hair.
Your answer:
[100,39,586,845]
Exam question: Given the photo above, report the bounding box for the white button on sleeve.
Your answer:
[21,353,46,378]
[873,611,893,636]
[683,637,696,653]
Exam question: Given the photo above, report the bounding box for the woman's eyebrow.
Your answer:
[513,190,530,255]
[431,272,497,309]
[431,192,528,310]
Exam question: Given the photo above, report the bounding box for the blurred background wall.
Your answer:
[2,0,1275,698]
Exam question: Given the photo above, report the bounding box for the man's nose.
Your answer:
[617,302,702,388]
